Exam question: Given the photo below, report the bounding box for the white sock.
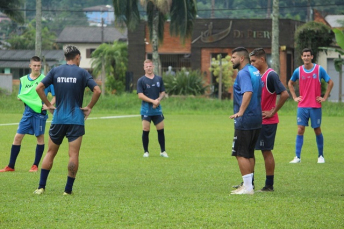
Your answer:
[243,174,253,191]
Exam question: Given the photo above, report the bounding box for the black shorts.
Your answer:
[141,114,164,125]
[255,124,278,151]
[49,124,85,145]
[232,128,261,158]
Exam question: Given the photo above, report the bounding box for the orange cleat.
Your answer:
[0,166,15,172]
[29,165,38,172]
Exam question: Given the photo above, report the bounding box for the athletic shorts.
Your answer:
[141,114,164,125]
[255,124,277,151]
[232,128,261,159]
[17,114,48,137]
[49,124,85,145]
[297,108,321,128]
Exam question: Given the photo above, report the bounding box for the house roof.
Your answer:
[56,26,127,43]
[325,15,344,28]
[0,50,64,68]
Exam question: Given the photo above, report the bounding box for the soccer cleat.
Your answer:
[231,186,254,195]
[63,192,73,196]
[143,152,149,158]
[257,186,274,192]
[289,156,301,163]
[231,185,244,194]
[29,165,38,172]
[33,188,45,195]
[317,156,325,163]
[160,151,169,158]
[0,166,15,172]
[232,182,243,189]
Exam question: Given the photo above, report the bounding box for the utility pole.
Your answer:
[267,0,271,18]
[271,0,280,74]
[35,0,42,58]
[101,15,105,96]
[211,0,215,18]
[218,54,222,100]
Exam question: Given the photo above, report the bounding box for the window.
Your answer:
[86,49,96,58]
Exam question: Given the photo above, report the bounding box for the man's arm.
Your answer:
[36,82,55,109]
[80,85,101,120]
[230,92,252,119]
[317,79,334,103]
[263,90,289,119]
[138,93,160,107]
[288,80,301,102]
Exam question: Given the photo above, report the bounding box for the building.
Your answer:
[128,18,304,96]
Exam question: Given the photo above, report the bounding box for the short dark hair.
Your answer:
[30,56,41,62]
[232,47,249,61]
[64,45,81,60]
[302,48,313,56]
[249,48,266,60]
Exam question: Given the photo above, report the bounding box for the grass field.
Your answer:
[1,108,344,228]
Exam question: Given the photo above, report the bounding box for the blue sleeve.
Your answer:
[85,71,97,91]
[18,82,21,95]
[290,68,299,82]
[319,66,331,82]
[160,77,165,92]
[267,71,286,94]
[240,70,253,94]
[137,78,144,94]
[47,85,55,96]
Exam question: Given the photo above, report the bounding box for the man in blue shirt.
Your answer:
[229,47,262,195]
[137,59,168,158]
[33,45,101,195]
[0,56,55,173]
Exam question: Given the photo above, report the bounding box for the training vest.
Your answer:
[17,74,45,113]
[298,64,321,108]
[261,68,279,125]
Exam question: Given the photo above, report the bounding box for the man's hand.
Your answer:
[229,111,243,119]
[262,108,275,119]
[80,106,92,120]
[316,96,326,103]
[42,104,56,115]
[293,96,303,102]
[152,99,160,109]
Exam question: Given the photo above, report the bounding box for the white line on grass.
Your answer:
[0,115,140,127]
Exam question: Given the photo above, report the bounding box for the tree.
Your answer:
[91,41,128,94]
[112,0,197,75]
[271,0,279,74]
[0,0,24,23]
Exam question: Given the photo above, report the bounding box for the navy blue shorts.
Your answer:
[255,124,277,151]
[141,114,164,125]
[17,114,48,137]
[232,128,261,159]
[297,107,321,128]
[49,124,85,145]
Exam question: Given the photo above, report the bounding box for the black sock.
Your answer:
[38,169,50,189]
[64,176,75,193]
[266,175,274,187]
[8,145,21,169]
[142,130,149,152]
[34,144,44,166]
[157,129,165,152]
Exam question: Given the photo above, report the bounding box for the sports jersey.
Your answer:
[233,64,262,130]
[290,64,331,108]
[18,74,55,117]
[41,64,98,125]
[261,68,286,125]
[137,75,165,116]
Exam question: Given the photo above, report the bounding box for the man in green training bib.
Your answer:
[0,56,55,173]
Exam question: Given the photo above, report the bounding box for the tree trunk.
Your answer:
[152,9,160,76]
[271,0,280,74]
[339,70,342,102]
[35,0,42,58]
[218,54,222,100]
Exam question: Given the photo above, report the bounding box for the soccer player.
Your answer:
[33,45,101,195]
[249,48,289,192]
[288,48,333,164]
[229,47,262,195]
[0,56,55,173]
[137,59,168,158]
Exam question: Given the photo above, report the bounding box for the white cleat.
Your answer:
[160,151,169,158]
[231,186,254,195]
[289,156,301,163]
[143,152,149,158]
[317,156,325,163]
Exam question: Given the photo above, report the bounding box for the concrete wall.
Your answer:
[0,73,13,94]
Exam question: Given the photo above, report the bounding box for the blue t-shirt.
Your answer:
[233,64,262,130]
[290,64,331,83]
[137,75,165,116]
[19,74,55,117]
[41,64,98,125]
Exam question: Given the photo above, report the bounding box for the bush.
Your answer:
[163,69,208,96]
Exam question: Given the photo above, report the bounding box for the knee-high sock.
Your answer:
[316,133,324,157]
[157,129,165,152]
[142,130,149,152]
[65,176,76,194]
[38,169,51,189]
[295,135,303,158]
[34,144,45,166]
[8,145,21,169]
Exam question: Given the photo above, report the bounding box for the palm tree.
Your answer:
[0,0,24,23]
[112,0,197,75]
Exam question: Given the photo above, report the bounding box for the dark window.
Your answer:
[146,53,191,73]
[86,49,96,58]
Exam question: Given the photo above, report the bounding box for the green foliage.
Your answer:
[209,55,235,91]
[0,0,24,23]
[163,68,208,96]
[91,41,128,94]
[295,22,334,65]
